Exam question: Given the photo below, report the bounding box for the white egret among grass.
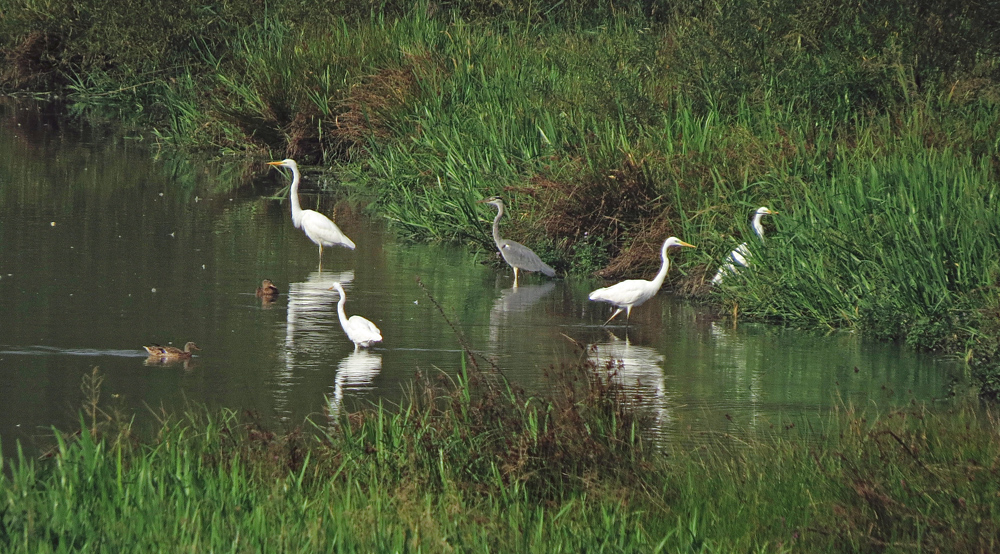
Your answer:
[710,207,776,285]
[329,282,382,350]
[267,159,355,270]
[589,236,695,325]
[478,196,556,287]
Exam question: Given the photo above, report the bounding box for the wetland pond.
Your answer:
[0,102,958,457]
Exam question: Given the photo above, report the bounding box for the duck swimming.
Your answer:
[256,279,280,298]
[143,342,200,360]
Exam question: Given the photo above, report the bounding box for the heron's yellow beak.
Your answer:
[679,241,696,248]
[771,211,779,215]
[266,161,283,166]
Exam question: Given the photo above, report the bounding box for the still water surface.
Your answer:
[0,102,956,457]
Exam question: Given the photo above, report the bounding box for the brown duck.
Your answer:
[256,279,280,298]
[143,342,200,360]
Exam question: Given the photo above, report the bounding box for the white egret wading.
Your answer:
[329,282,382,350]
[267,159,355,271]
[478,196,556,287]
[710,207,776,285]
[589,237,696,325]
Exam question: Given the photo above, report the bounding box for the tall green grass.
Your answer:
[2,363,998,552]
[700,101,1000,357]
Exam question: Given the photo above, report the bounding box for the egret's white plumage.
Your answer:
[267,159,355,270]
[330,282,382,350]
[478,196,556,287]
[589,237,695,325]
[710,207,776,285]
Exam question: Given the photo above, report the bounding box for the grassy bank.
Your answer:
[1,363,998,552]
[3,1,1000,389]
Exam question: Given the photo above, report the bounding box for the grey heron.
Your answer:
[478,196,556,287]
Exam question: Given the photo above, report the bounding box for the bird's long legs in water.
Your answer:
[603,307,629,327]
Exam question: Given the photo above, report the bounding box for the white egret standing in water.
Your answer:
[267,159,355,271]
[329,282,382,350]
[589,236,695,325]
[711,207,776,285]
[478,196,556,287]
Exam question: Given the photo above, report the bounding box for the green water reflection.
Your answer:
[0,101,956,457]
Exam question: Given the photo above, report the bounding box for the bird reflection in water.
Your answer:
[143,356,198,371]
[589,329,673,440]
[285,270,355,354]
[488,282,555,345]
[327,349,382,420]
[708,320,762,427]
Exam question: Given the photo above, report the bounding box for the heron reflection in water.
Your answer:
[488,282,556,345]
[284,270,355,353]
[328,349,382,419]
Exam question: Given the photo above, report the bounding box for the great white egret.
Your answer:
[267,159,355,271]
[478,196,556,287]
[589,236,695,325]
[710,207,776,285]
[256,279,279,298]
[143,342,200,360]
[329,282,382,350]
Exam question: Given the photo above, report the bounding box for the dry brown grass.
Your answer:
[322,67,418,160]
[537,158,689,279]
[2,31,61,90]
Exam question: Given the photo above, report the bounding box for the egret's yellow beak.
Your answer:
[679,241,696,248]
[266,161,283,166]
[771,211,779,215]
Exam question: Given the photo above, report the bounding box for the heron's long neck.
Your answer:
[336,290,350,329]
[289,165,304,228]
[650,242,672,289]
[752,213,766,240]
[491,205,504,247]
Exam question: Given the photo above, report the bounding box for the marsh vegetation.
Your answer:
[1,362,997,552]
[1,2,999,548]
